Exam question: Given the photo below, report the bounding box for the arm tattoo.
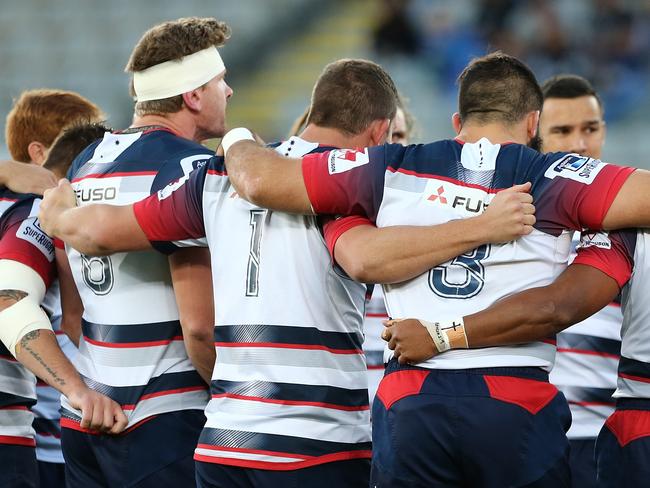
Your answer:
[19,330,66,387]
[0,289,28,301]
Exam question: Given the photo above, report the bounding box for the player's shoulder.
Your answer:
[370,139,461,176]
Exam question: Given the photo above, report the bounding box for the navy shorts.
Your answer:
[371,360,571,488]
[195,458,370,488]
[567,438,597,488]
[0,444,38,488]
[596,398,650,488]
[38,460,65,488]
[62,409,204,488]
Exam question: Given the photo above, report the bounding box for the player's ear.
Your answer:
[452,113,462,135]
[526,110,540,140]
[27,141,48,166]
[182,89,202,113]
[370,118,391,145]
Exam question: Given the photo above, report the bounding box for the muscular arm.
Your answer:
[334,184,535,283]
[169,248,215,384]
[384,264,619,364]
[39,179,150,255]
[0,160,57,195]
[225,141,312,214]
[603,169,650,229]
[56,247,83,346]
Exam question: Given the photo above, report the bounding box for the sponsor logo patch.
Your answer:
[544,155,605,183]
[578,231,612,250]
[17,217,54,261]
[327,149,369,175]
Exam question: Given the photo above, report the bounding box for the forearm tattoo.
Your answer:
[0,289,28,302]
[19,330,66,387]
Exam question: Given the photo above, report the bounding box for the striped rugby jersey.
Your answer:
[549,234,621,439]
[302,138,635,371]
[574,229,650,400]
[363,286,388,406]
[0,190,56,447]
[61,128,212,430]
[132,137,371,470]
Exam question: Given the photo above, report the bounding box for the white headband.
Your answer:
[132,46,225,102]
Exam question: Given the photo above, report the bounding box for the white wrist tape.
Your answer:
[421,317,468,353]
[221,128,255,156]
[0,297,52,357]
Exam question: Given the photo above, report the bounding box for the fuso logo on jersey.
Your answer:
[327,149,369,175]
[578,231,612,250]
[544,155,605,183]
[427,186,448,204]
[425,180,491,214]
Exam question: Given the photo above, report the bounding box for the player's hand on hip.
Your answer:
[39,178,77,237]
[2,161,57,195]
[67,387,128,435]
[481,182,535,243]
[382,318,437,365]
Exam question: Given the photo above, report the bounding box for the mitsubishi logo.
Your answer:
[427,185,447,204]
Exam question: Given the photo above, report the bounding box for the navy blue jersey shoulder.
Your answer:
[0,188,39,236]
[67,129,213,190]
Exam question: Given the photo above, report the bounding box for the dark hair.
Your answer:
[126,17,231,116]
[43,123,110,177]
[541,74,603,112]
[307,59,399,135]
[5,89,104,162]
[457,52,543,125]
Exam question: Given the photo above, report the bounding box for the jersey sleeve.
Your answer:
[132,162,208,254]
[572,229,636,288]
[301,145,389,221]
[0,198,55,287]
[531,154,635,235]
[322,215,374,259]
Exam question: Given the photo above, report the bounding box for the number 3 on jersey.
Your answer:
[429,244,490,299]
[246,209,267,297]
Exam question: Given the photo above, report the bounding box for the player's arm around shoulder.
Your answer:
[222,130,313,214]
[39,179,150,255]
[330,182,535,284]
[0,160,57,195]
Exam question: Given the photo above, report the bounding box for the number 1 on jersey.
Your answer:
[246,209,267,296]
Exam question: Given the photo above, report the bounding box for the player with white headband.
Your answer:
[49,17,231,488]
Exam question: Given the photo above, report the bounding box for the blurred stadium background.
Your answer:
[1,0,649,167]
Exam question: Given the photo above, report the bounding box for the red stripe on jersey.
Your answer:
[211,393,370,412]
[386,167,505,194]
[365,313,389,318]
[556,347,620,360]
[619,372,650,384]
[0,354,17,362]
[194,446,372,470]
[83,335,184,348]
[367,365,385,370]
[207,169,227,176]
[214,341,363,355]
[0,198,18,202]
[120,386,208,410]
[61,415,157,435]
[542,339,557,346]
[0,435,35,447]
[71,171,157,183]
[0,405,29,411]
[569,400,615,407]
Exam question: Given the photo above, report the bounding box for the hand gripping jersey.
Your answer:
[0,190,55,447]
[133,137,371,470]
[574,229,650,400]
[62,128,212,430]
[302,138,634,371]
[549,234,622,439]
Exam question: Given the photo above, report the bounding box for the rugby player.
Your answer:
[38,58,534,488]
[41,17,229,487]
[216,52,650,486]
[4,89,105,488]
[0,123,127,487]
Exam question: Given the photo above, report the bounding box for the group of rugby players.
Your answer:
[1,15,650,488]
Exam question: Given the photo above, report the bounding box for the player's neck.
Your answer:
[299,124,371,149]
[456,122,527,146]
[131,113,196,141]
